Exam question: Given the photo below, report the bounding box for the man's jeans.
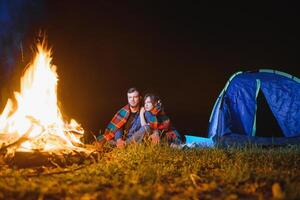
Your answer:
[113,125,150,144]
[113,114,151,143]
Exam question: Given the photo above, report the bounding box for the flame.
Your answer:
[0,43,86,152]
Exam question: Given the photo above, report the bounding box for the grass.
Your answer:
[0,144,300,199]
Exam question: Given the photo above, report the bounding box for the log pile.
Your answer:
[0,133,102,168]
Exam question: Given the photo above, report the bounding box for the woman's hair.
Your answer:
[144,93,160,105]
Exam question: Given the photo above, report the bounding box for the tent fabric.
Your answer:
[208,69,300,145]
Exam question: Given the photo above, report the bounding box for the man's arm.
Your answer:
[101,105,130,142]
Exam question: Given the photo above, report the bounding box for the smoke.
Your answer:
[0,0,44,79]
[0,0,45,109]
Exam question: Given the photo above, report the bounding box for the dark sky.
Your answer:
[1,1,300,137]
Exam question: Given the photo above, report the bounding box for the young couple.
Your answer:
[97,87,182,148]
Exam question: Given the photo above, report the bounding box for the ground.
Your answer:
[0,144,300,199]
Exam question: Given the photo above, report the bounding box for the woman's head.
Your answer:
[144,93,160,111]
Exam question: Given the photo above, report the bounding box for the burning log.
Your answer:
[6,149,99,168]
[0,142,101,168]
[0,124,33,155]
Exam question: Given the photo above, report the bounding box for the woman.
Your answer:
[139,93,182,145]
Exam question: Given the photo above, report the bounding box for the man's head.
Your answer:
[127,87,141,110]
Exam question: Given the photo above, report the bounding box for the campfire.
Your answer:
[0,41,95,167]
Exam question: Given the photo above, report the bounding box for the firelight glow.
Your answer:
[0,42,86,152]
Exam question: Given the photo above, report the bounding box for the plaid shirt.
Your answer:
[147,103,181,143]
[103,105,131,141]
[148,103,171,131]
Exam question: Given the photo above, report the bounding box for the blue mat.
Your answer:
[184,135,214,147]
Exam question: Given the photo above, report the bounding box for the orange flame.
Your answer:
[0,43,86,152]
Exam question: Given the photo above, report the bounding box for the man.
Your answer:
[97,87,150,148]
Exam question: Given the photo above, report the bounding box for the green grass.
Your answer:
[1,144,300,199]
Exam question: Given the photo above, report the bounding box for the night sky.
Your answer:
[1,1,300,137]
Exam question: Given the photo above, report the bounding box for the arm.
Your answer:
[139,107,147,126]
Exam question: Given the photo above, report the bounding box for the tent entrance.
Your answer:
[254,91,284,137]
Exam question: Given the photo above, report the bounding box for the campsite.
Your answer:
[1,68,300,199]
[1,1,300,199]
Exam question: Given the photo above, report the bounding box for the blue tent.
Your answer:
[208,69,300,146]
